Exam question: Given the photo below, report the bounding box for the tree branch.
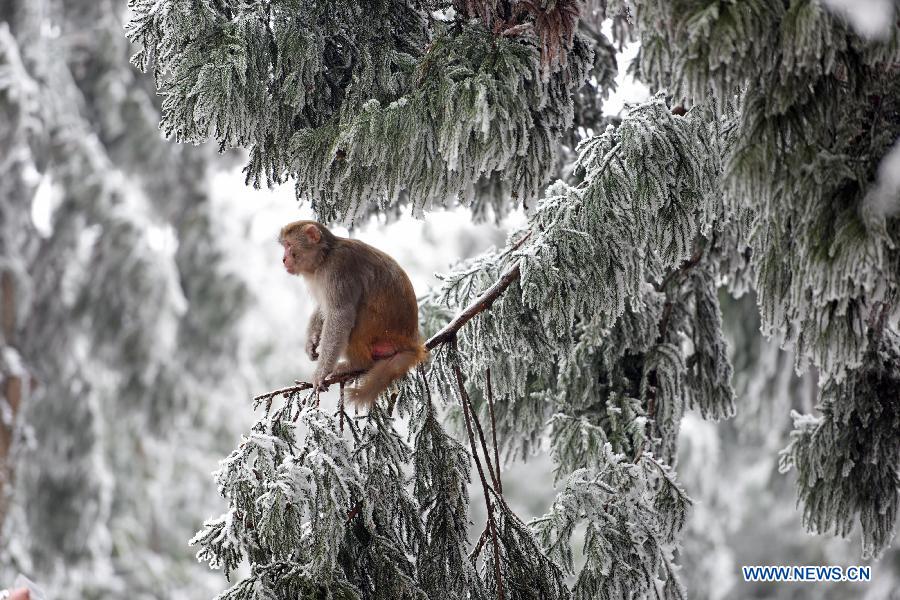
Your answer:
[425,264,521,350]
[467,376,502,496]
[469,525,490,563]
[644,245,705,449]
[867,300,892,345]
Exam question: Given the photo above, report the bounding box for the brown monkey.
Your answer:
[279,220,427,407]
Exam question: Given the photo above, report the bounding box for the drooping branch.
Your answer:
[644,243,705,452]
[255,227,707,413]
[468,373,503,495]
[655,246,704,342]
[653,245,704,296]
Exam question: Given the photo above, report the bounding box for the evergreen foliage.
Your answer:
[779,326,900,560]
[126,0,602,220]
[70,0,900,597]
[1,0,251,596]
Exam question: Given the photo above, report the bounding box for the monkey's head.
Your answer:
[278,220,334,275]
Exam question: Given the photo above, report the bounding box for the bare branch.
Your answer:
[338,382,346,433]
[467,376,503,495]
[454,365,505,600]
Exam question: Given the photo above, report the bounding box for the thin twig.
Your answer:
[469,525,490,563]
[466,381,502,495]
[632,441,647,464]
[454,365,505,600]
[485,368,503,495]
[498,230,533,259]
[253,370,366,404]
[338,382,345,433]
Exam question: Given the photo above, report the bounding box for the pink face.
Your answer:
[282,240,300,274]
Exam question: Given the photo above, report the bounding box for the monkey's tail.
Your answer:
[349,345,428,408]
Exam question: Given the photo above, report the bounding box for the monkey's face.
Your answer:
[280,221,326,275]
[281,239,306,275]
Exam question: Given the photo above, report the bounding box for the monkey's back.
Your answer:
[333,239,421,363]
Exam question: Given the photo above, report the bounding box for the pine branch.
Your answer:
[255,229,708,426]
[867,301,892,345]
[254,228,708,414]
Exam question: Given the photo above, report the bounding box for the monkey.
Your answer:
[279,220,427,407]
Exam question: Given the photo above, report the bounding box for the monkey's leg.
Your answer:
[326,333,377,383]
[330,339,374,378]
[329,359,371,378]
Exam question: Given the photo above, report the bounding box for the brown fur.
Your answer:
[279,220,427,407]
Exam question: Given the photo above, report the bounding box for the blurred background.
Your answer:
[1,1,898,599]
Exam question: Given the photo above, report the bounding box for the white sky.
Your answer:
[821,0,897,39]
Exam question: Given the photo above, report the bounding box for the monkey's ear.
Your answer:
[302,223,322,244]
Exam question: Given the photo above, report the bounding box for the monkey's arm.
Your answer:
[312,307,356,388]
[306,307,324,361]
[311,268,361,389]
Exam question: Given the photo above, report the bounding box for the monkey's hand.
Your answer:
[312,364,330,392]
[305,334,320,361]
